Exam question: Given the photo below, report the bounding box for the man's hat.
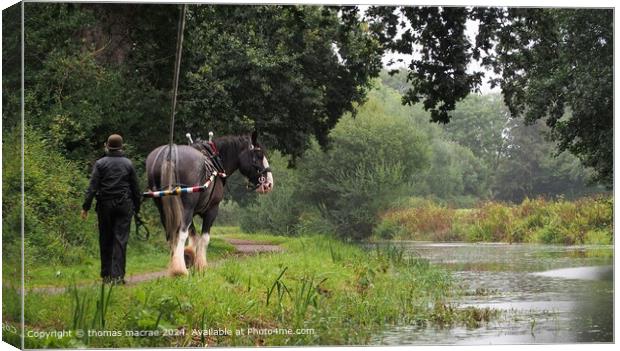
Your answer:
[106,134,123,150]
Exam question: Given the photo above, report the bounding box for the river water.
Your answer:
[375,242,614,345]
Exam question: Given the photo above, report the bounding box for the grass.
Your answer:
[376,195,613,245]
[15,232,493,348]
[24,232,236,288]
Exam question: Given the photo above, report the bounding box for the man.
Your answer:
[81,134,141,284]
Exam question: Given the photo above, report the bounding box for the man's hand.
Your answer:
[80,210,88,220]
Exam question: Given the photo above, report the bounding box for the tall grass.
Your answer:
[70,282,114,344]
[377,195,613,245]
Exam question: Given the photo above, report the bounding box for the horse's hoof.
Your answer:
[168,267,189,277]
[169,256,190,276]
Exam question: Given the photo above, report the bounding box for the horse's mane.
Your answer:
[212,135,251,160]
[194,133,266,167]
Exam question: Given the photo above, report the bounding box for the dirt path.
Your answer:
[29,238,283,295]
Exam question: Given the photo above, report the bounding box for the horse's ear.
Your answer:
[251,131,258,147]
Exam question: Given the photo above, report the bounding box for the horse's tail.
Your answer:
[160,146,183,242]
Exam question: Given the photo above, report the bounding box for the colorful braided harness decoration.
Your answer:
[142,170,218,198]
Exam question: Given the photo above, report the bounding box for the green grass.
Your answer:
[24,235,236,288]
[214,229,291,245]
[17,233,489,348]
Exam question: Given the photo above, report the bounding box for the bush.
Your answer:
[295,210,336,236]
[465,202,515,242]
[3,127,97,265]
[415,139,489,199]
[238,152,305,235]
[382,202,458,241]
[373,218,406,240]
[298,103,431,240]
[374,196,613,245]
[214,200,242,226]
[584,229,612,245]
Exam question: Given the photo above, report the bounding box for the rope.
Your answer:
[167,4,187,160]
[136,5,188,241]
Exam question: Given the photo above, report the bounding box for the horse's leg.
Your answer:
[184,221,197,268]
[195,206,219,271]
[168,209,193,277]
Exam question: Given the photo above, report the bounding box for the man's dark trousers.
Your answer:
[97,197,133,280]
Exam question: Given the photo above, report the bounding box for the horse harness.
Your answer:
[136,142,224,240]
[191,139,227,180]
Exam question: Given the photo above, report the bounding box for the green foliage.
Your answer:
[369,7,613,185]
[584,229,612,246]
[238,79,602,239]
[380,72,601,203]
[465,202,516,242]
[480,8,613,185]
[22,234,489,347]
[440,94,509,168]
[492,119,602,202]
[3,127,97,265]
[417,139,489,199]
[299,88,431,239]
[17,3,383,171]
[213,200,241,226]
[21,3,171,171]
[178,5,383,159]
[367,7,479,123]
[378,196,613,245]
[2,3,21,131]
[238,152,305,235]
[380,201,460,241]
[373,218,406,240]
[294,211,336,236]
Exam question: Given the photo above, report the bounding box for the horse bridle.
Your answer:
[248,166,272,190]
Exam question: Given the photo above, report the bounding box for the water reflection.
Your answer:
[374,242,614,345]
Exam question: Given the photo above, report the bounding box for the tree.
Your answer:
[492,118,601,202]
[17,4,384,168]
[178,5,383,160]
[366,7,613,185]
[21,3,174,170]
[440,94,509,170]
[299,83,431,239]
[378,70,601,203]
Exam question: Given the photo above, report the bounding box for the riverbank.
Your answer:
[373,241,613,344]
[6,232,496,348]
[375,196,613,245]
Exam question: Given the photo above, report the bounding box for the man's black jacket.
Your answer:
[82,150,141,213]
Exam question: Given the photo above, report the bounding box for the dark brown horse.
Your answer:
[145,132,273,276]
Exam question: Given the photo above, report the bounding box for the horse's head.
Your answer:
[238,131,274,194]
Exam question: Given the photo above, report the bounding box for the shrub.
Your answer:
[298,107,431,240]
[382,203,458,241]
[584,229,612,245]
[214,200,242,226]
[238,152,305,235]
[3,127,97,265]
[463,202,522,243]
[373,218,406,240]
[295,211,336,236]
[375,195,613,245]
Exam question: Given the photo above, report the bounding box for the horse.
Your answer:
[145,131,274,276]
